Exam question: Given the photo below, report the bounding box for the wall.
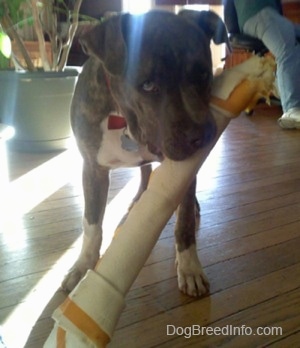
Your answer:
[80,0,122,18]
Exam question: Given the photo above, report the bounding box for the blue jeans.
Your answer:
[243,7,300,112]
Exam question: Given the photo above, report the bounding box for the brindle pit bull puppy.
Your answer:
[63,10,228,297]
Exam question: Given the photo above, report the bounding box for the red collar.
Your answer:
[108,114,127,130]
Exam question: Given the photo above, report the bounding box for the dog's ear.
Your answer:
[79,14,131,75]
[179,10,230,49]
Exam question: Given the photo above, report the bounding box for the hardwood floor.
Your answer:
[1,106,300,347]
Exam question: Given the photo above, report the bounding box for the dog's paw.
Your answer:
[175,244,209,297]
[61,256,99,292]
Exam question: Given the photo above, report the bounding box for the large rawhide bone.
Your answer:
[44,56,275,348]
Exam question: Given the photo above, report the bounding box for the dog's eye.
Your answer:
[142,81,160,93]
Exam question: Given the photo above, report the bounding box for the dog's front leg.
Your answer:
[62,162,109,292]
[129,164,152,210]
[175,179,209,297]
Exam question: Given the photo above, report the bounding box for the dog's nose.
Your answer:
[162,117,217,161]
[190,120,216,148]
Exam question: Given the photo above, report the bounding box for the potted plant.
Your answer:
[0,0,83,152]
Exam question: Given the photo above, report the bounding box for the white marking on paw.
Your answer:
[175,244,209,297]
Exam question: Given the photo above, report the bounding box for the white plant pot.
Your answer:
[0,68,79,152]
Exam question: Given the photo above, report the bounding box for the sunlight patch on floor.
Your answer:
[0,246,79,348]
[197,132,225,191]
[0,147,82,251]
[1,167,145,348]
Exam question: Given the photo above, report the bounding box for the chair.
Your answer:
[222,0,283,113]
[222,0,282,69]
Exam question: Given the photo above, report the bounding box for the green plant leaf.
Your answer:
[0,30,11,58]
[0,0,27,24]
[0,50,10,68]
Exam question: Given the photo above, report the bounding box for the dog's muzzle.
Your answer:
[163,116,217,161]
[190,118,216,148]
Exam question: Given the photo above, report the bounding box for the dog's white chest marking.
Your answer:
[97,112,157,168]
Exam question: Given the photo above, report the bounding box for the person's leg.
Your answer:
[244,8,300,128]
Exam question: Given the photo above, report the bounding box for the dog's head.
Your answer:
[81,10,228,160]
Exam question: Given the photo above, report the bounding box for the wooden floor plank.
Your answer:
[155,289,300,348]
[111,264,300,347]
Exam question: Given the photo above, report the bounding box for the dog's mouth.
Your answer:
[162,119,217,161]
[147,142,164,161]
